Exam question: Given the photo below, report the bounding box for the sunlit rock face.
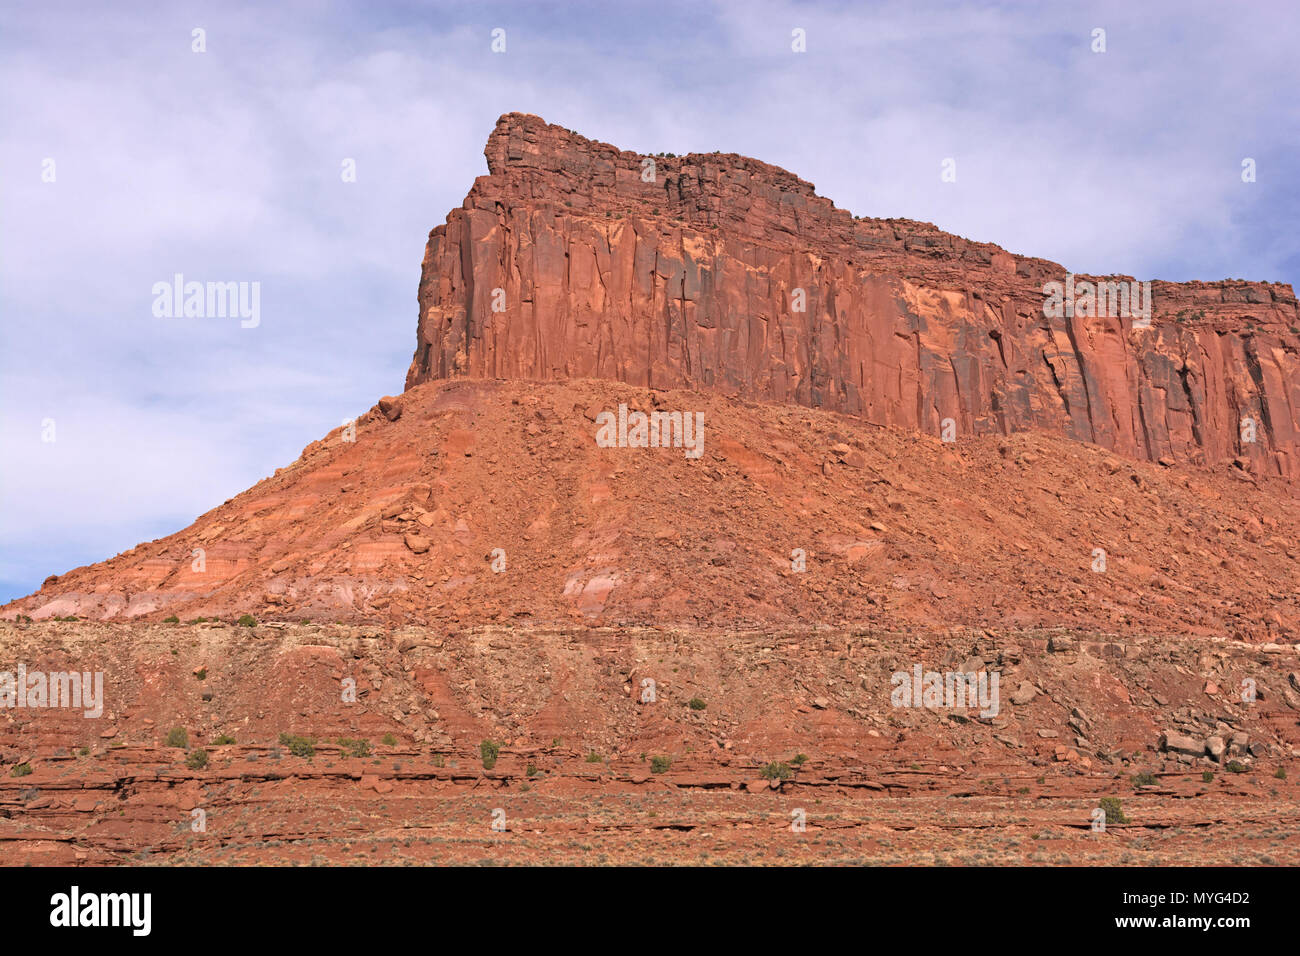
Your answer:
[408,113,1300,478]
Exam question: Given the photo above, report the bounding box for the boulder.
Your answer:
[1159,732,1205,757]
[403,533,431,555]
[1205,736,1226,761]
[1010,682,1038,706]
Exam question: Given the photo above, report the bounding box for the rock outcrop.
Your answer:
[408,113,1300,477]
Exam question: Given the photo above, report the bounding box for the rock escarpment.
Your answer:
[408,113,1300,477]
[8,114,1300,632]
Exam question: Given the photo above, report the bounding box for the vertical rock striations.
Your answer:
[407,113,1300,477]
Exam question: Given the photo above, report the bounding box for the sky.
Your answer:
[2,0,1297,603]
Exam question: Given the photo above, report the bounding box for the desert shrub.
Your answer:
[1131,770,1157,788]
[381,733,397,747]
[185,749,208,770]
[480,740,500,770]
[761,761,793,781]
[650,755,672,774]
[236,614,256,627]
[688,698,707,711]
[1099,797,1128,824]
[162,615,179,623]
[337,738,370,758]
[278,733,316,758]
[165,727,189,749]
[10,763,32,777]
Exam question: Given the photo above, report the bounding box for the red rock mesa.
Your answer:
[409,113,1300,477]
[6,115,1300,634]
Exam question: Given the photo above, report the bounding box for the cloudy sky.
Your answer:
[2,0,1297,602]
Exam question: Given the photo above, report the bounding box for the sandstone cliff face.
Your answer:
[407,113,1300,477]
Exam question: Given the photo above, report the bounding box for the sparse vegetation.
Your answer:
[236,613,257,627]
[585,751,602,763]
[165,727,189,749]
[1226,760,1248,774]
[185,749,209,770]
[1202,770,1215,783]
[194,667,207,681]
[1132,770,1157,788]
[1274,766,1287,780]
[688,697,707,711]
[760,761,793,781]
[10,763,32,777]
[1100,797,1128,824]
[163,615,179,623]
[337,738,370,758]
[279,733,316,758]
[213,734,236,746]
[381,733,397,746]
[480,740,500,770]
[650,755,672,774]
[526,763,539,777]
[792,753,808,766]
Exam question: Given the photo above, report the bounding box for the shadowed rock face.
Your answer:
[407,112,1300,478]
